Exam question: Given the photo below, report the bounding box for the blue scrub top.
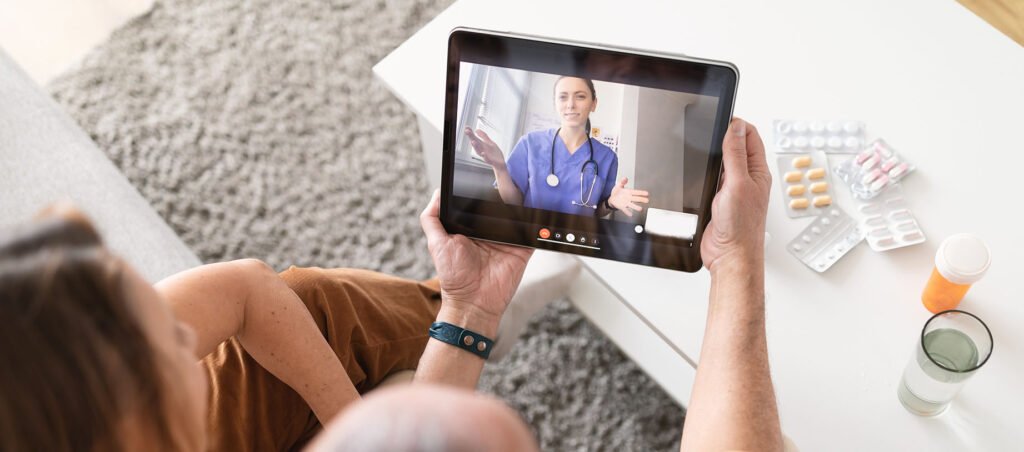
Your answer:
[504,128,619,216]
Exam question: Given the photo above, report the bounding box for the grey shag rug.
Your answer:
[47,0,684,449]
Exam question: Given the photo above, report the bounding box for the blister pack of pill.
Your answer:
[855,185,926,251]
[834,139,914,200]
[777,151,834,218]
[773,120,867,153]
[787,207,865,272]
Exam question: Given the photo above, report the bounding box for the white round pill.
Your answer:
[811,137,826,148]
[802,235,812,243]
[776,121,792,134]
[821,217,832,225]
[843,121,861,134]
[793,121,808,133]
[810,121,825,133]
[831,209,841,217]
[827,137,842,149]
[777,137,792,149]
[793,244,803,252]
[811,226,822,234]
[826,121,842,133]
[844,136,861,149]
[794,137,809,148]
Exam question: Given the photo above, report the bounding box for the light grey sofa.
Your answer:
[0,49,199,282]
[0,48,579,360]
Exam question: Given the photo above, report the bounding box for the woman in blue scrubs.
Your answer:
[463,76,649,218]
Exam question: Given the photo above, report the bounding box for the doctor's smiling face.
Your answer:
[554,77,597,131]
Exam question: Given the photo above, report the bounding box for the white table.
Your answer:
[374,1,1024,449]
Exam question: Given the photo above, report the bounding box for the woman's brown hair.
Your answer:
[0,213,188,451]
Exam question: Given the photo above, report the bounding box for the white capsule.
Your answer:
[902,232,925,242]
[876,237,897,247]
[776,121,793,134]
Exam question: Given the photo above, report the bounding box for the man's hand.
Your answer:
[701,118,772,270]
[682,117,782,452]
[415,190,533,388]
[419,190,533,332]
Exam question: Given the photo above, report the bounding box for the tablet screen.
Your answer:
[441,29,738,272]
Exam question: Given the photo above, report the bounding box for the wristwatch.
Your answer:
[428,322,494,359]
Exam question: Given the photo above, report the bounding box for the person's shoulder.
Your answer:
[591,139,617,160]
[515,128,554,151]
[524,128,555,141]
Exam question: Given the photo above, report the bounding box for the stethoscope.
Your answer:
[546,127,599,209]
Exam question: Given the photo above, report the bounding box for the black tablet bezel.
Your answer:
[440,28,738,272]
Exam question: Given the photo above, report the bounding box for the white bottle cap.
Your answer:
[935,234,991,285]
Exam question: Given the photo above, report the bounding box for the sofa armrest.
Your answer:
[0,48,200,282]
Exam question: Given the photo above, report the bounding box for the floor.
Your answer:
[958,0,1024,46]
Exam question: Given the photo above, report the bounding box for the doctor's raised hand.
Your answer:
[464,127,506,170]
[700,118,772,270]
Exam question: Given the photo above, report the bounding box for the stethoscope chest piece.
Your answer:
[546,173,560,187]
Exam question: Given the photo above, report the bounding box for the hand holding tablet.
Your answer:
[440,28,740,272]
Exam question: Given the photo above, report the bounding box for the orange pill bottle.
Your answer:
[922,234,991,313]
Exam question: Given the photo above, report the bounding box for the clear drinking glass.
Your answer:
[898,310,993,416]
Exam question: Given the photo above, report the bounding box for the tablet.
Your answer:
[440,28,738,272]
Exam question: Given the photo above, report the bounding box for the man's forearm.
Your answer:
[680,256,782,451]
[413,303,501,388]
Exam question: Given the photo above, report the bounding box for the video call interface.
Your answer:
[450,61,723,250]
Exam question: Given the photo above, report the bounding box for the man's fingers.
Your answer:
[627,202,643,212]
[419,190,447,246]
[744,122,770,176]
[631,195,649,204]
[618,177,629,188]
[722,118,750,183]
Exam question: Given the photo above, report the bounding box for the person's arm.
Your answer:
[155,259,359,423]
[465,127,525,206]
[680,118,782,451]
[413,190,533,388]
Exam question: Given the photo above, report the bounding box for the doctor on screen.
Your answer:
[463,76,649,218]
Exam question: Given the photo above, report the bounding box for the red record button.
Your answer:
[538,228,551,239]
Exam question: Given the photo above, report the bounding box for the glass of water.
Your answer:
[898,310,993,416]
